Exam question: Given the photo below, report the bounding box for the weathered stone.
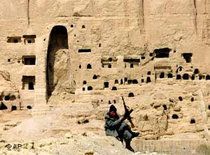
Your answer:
[1,0,210,154]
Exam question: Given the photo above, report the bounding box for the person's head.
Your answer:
[109,105,117,117]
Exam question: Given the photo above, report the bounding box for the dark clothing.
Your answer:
[104,112,133,142]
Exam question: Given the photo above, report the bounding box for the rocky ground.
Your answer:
[0,81,209,155]
[0,101,168,155]
[0,133,166,155]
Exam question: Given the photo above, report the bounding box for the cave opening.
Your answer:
[93,75,98,79]
[194,68,199,74]
[191,75,195,80]
[190,118,196,124]
[22,76,35,90]
[176,74,181,80]
[11,105,17,111]
[199,75,204,80]
[133,79,138,84]
[172,114,179,119]
[206,75,210,80]
[28,82,34,90]
[160,72,165,78]
[27,105,32,109]
[154,48,171,58]
[163,104,167,110]
[183,73,189,80]
[146,77,151,83]
[0,102,7,110]
[182,53,192,63]
[87,64,92,69]
[128,80,132,84]
[112,86,117,90]
[4,96,10,101]
[87,86,93,91]
[130,64,134,68]
[104,82,109,88]
[23,56,36,65]
[168,73,173,78]
[178,96,183,101]
[128,92,134,97]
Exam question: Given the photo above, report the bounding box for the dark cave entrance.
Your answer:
[46,26,69,99]
[154,48,171,58]
[0,102,7,110]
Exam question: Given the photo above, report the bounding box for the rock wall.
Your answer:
[1,0,210,139]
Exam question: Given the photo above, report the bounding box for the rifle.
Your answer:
[121,96,135,128]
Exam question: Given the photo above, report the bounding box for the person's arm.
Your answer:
[105,118,123,128]
[105,114,128,128]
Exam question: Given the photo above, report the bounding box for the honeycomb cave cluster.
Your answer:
[1,0,210,139]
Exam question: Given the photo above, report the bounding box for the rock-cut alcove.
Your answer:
[46,26,69,99]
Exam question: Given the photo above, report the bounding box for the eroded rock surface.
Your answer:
[1,0,210,154]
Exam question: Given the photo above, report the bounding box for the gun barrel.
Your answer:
[121,96,135,128]
[122,96,126,108]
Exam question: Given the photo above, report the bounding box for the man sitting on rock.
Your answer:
[104,105,139,152]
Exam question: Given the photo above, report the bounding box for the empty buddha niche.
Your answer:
[47,26,69,98]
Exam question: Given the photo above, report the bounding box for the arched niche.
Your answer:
[46,26,69,99]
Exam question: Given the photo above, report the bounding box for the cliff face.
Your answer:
[1,0,210,69]
[1,0,210,145]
